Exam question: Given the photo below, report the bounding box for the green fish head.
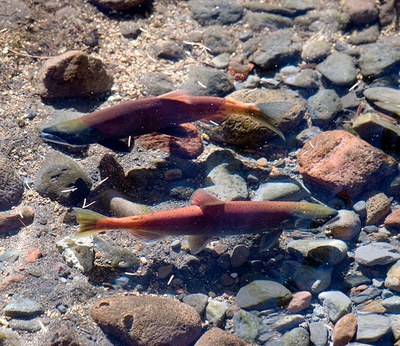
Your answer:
[40,119,104,147]
[294,202,338,221]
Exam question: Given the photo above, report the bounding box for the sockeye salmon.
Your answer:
[74,189,338,254]
[40,91,284,151]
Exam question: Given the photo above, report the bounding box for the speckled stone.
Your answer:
[365,193,391,225]
[91,295,201,346]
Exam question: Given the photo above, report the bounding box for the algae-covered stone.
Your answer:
[204,88,305,147]
[235,280,292,310]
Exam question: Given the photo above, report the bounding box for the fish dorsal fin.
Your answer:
[158,91,192,104]
[191,189,224,209]
[188,235,212,255]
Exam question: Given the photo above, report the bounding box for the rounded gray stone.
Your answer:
[381,295,400,313]
[236,280,292,310]
[253,180,309,202]
[182,66,234,97]
[35,152,92,206]
[280,260,332,294]
[287,238,348,265]
[323,209,361,240]
[316,52,357,86]
[301,40,331,63]
[183,294,209,316]
[4,296,44,318]
[308,89,342,128]
[189,0,244,25]
[356,314,391,343]
[355,242,400,266]
[318,291,352,323]
[283,327,310,346]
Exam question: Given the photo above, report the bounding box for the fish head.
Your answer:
[40,119,104,147]
[294,202,338,222]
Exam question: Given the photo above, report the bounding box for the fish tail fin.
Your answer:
[252,103,285,140]
[73,208,109,237]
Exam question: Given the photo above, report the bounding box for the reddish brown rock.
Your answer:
[91,295,201,346]
[385,208,400,230]
[297,130,397,199]
[136,123,203,159]
[365,193,391,225]
[332,313,357,346]
[194,327,249,346]
[0,206,34,232]
[286,291,312,313]
[0,274,25,291]
[25,248,42,263]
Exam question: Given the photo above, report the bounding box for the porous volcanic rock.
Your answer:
[195,327,248,346]
[91,295,202,346]
[297,130,397,199]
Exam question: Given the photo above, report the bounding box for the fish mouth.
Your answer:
[40,130,86,148]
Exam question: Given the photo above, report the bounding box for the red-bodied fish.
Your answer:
[40,91,284,151]
[74,189,338,254]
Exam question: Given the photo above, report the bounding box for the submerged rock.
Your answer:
[352,112,400,153]
[35,152,92,206]
[37,50,113,99]
[204,88,305,147]
[4,296,44,318]
[323,209,361,240]
[235,280,292,310]
[319,291,352,323]
[0,154,24,211]
[0,206,34,233]
[332,313,357,346]
[316,53,357,86]
[56,236,94,272]
[297,130,397,199]
[251,30,301,70]
[287,238,348,265]
[308,89,342,128]
[355,242,400,266]
[89,0,145,11]
[182,66,234,97]
[194,327,248,346]
[358,38,400,78]
[301,40,331,63]
[356,314,391,343]
[188,0,244,25]
[281,260,332,293]
[364,87,400,116]
[365,193,391,225]
[91,295,202,346]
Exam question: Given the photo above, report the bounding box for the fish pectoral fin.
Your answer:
[188,235,212,255]
[129,229,165,243]
[98,139,131,152]
[190,189,224,209]
[158,90,192,104]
